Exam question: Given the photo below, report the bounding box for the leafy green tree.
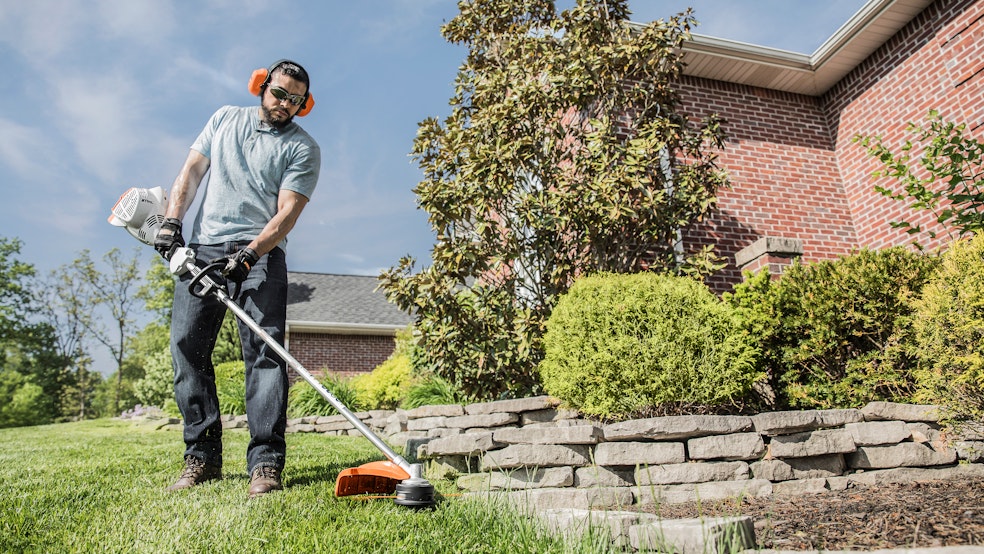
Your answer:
[37,266,98,420]
[381,0,727,400]
[0,236,73,426]
[0,237,36,344]
[69,248,147,415]
[0,369,46,428]
[855,110,983,244]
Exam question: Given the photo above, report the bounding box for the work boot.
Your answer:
[248,465,283,498]
[167,455,222,491]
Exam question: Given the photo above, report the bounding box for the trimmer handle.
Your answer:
[168,247,230,299]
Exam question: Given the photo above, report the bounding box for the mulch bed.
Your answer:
[636,476,984,551]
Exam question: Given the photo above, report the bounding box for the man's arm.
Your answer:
[247,189,310,257]
[165,150,211,220]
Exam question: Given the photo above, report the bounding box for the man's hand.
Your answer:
[218,248,260,283]
[154,218,185,260]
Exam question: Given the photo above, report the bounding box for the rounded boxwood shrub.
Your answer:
[538,272,762,419]
[912,235,984,424]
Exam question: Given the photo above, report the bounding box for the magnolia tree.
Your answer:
[380,0,728,400]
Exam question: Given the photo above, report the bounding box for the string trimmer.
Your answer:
[109,186,436,508]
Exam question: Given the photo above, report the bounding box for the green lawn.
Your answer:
[0,419,610,553]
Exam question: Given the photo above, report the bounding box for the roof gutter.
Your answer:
[286,320,404,336]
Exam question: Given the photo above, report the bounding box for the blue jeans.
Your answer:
[170,242,289,474]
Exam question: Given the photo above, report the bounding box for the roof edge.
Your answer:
[287,321,403,336]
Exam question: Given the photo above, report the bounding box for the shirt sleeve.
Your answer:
[281,140,321,200]
[190,106,234,159]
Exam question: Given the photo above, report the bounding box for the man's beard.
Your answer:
[261,105,293,129]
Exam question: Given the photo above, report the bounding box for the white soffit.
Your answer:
[673,0,936,96]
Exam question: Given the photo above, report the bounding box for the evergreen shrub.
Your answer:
[911,235,984,424]
[538,272,762,419]
[727,247,938,409]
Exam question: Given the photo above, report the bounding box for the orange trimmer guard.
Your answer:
[335,460,411,497]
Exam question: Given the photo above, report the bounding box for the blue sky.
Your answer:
[0,0,866,373]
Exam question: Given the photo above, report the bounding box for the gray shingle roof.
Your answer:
[286,272,412,329]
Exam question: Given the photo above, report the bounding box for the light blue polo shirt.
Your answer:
[188,105,320,252]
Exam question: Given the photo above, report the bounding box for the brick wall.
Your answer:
[827,0,982,253]
[674,76,858,292]
[287,331,397,379]
[674,0,981,292]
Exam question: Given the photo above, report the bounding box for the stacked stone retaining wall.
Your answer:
[267,397,984,510]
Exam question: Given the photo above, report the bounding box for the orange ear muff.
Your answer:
[296,94,314,117]
[247,66,314,117]
[248,68,269,96]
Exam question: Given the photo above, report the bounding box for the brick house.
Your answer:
[285,272,411,378]
[285,0,980,372]
[671,0,982,292]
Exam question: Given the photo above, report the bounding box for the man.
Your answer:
[154,59,320,498]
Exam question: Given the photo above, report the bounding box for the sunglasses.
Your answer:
[268,86,306,106]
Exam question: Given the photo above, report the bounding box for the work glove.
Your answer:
[154,218,185,261]
[216,247,260,284]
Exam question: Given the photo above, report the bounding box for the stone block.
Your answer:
[520,407,581,426]
[481,444,591,470]
[750,454,845,481]
[456,466,574,491]
[752,410,821,435]
[688,432,765,460]
[492,486,634,512]
[444,412,518,429]
[423,432,499,457]
[493,425,602,445]
[406,416,447,431]
[603,415,752,441]
[464,396,559,415]
[575,465,635,488]
[955,440,984,462]
[594,441,686,466]
[538,509,653,550]
[847,442,958,469]
[817,409,864,427]
[861,401,941,422]
[845,420,911,446]
[768,428,856,458]
[636,461,749,486]
[773,477,829,496]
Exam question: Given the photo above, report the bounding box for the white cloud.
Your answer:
[0,119,52,179]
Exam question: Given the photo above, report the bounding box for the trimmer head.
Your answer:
[394,475,437,509]
[335,461,408,496]
[335,460,437,509]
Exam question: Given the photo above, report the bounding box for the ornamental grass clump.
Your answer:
[538,272,762,419]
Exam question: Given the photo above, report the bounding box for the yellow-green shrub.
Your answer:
[912,235,984,424]
[214,360,246,416]
[351,353,413,410]
[539,272,762,419]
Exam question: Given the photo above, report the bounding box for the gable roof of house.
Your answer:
[286,271,412,335]
[660,0,935,96]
